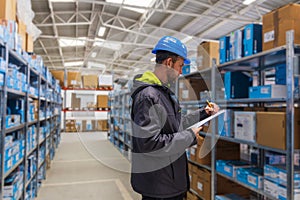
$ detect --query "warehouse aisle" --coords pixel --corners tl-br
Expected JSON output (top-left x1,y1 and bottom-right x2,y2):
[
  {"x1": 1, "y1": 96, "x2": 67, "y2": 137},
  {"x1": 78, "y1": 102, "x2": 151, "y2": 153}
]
[{"x1": 36, "y1": 132, "x2": 141, "y2": 200}]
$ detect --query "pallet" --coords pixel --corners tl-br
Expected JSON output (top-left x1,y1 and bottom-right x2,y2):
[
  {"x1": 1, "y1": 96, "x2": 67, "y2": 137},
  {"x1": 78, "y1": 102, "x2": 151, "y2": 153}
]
[
  {"x1": 98, "y1": 86, "x2": 113, "y2": 90},
  {"x1": 97, "y1": 107, "x2": 110, "y2": 111}
]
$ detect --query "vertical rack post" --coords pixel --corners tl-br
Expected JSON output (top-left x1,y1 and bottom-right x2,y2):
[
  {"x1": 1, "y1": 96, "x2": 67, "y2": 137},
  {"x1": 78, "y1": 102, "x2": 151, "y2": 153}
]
[
  {"x1": 211, "y1": 58, "x2": 217, "y2": 200},
  {"x1": 286, "y1": 30, "x2": 295, "y2": 200},
  {"x1": 0, "y1": 42, "x2": 9, "y2": 200}
]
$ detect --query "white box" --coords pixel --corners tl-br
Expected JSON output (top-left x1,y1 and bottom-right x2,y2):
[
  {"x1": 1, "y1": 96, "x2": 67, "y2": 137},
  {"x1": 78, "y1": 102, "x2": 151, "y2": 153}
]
[
  {"x1": 98, "y1": 75, "x2": 113, "y2": 86},
  {"x1": 264, "y1": 179, "x2": 278, "y2": 199},
  {"x1": 234, "y1": 111, "x2": 256, "y2": 142},
  {"x1": 278, "y1": 185, "x2": 300, "y2": 200}
]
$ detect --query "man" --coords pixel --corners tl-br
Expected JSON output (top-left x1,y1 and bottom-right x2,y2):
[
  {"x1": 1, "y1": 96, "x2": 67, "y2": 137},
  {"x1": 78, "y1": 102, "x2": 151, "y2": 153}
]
[{"x1": 130, "y1": 36, "x2": 218, "y2": 200}]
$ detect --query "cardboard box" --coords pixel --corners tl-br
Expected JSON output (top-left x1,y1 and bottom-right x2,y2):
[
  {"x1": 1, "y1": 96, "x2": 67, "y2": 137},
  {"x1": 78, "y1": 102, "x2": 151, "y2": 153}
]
[
  {"x1": 67, "y1": 71, "x2": 81, "y2": 88},
  {"x1": 71, "y1": 93, "x2": 81, "y2": 109},
  {"x1": 263, "y1": 4, "x2": 300, "y2": 51},
  {"x1": 196, "y1": 139, "x2": 240, "y2": 165},
  {"x1": 178, "y1": 78, "x2": 209, "y2": 101},
  {"x1": 97, "y1": 95, "x2": 108, "y2": 108},
  {"x1": 190, "y1": 145, "x2": 197, "y2": 161},
  {"x1": 256, "y1": 111, "x2": 300, "y2": 150},
  {"x1": 82, "y1": 75, "x2": 98, "y2": 88},
  {"x1": 97, "y1": 120, "x2": 108, "y2": 131},
  {"x1": 50, "y1": 70, "x2": 64, "y2": 87},
  {"x1": 195, "y1": 167, "x2": 211, "y2": 200},
  {"x1": 197, "y1": 41, "x2": 219, "y2": 70},
  {"x1": 26, "y1": 33, "x2": 33, "y2": 52},
  {"x1": 0, "y1": 0, "x2": 16, "y2": 20},
  {"x1": 186, "y1": 191, "x2": 198, "y2": 200},
  {"x1": 17, "y1": 19, "x2": 26, "y2": 50}
]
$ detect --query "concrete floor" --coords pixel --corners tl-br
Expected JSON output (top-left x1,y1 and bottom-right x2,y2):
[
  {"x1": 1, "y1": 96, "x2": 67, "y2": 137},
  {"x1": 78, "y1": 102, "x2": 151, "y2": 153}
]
[{"x1": 36, "y1": 132, "x2": 141, "y2": 200}]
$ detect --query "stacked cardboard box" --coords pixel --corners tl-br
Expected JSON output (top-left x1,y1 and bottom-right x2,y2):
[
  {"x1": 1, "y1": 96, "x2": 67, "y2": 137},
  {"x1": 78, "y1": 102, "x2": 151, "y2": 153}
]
[
  {"x1": 82, "y1": 75, "x2": 98, "y2": 88},
  {"x1": 50, "y1": 70, "x2": 64, "y2": 87},
  {"x1": 97, "y1": 120, "x2": 108, "y2": 131},
  {"x1": 66, "y1": 120, "x2": 77, "y2": 132},
  {"x1": 97, "y1": 95, "x2": 109, "y2": 109},
  {"x1": 263, "y1": 3, "x2": 300, "y2": 51},
  {"x1": 178, "y1": 78, "x2": 210, "y2": 101},
  {"x1": 71, "y1": 93, "x2": 81, "y2": 110},
  {"x1": 0, "y1": 0, "x2": 16, "y2": 20},
  {"x1": 67, "y1": 71, "x2": 81, "y2": 88},
  {"x1": 197, "y1": 41, "x2": 219, "y2": 70}
]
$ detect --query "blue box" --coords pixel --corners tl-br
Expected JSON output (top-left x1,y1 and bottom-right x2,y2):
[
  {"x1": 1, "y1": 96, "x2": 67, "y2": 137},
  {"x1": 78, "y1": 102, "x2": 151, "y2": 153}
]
[
  {"x1": 181, "y1": 65, "x2": 190, "y2": 75},
  {"x1": 243, "y1": 24, "x2": 262, "y2": 57},
  {"x1": 236, "y1": 167, "x2": 263, "y2": 189},
  {"x1": 225, "y1": 71, "x2": 252, "y2": 99},
  {"x1": 6, "y1": 76, "x2": 14, "y2": 89},
  {"x1": 0, "y1": 72, "x2": 4, "y2": 86},
  {"x1": 216, "y1": 160, "x2": 251, "y2": 178},
  {"x1": 6, "y1": 115, "x2": 11, "y2": 128},
  {"x1": 278, "y1": 184, "x2": 300, "y2": 200},
  {"x1": 0, "y1": 57, "x2": 6, "y2": 73},
  {"x1": 216, "y1": 194, "x2": 247, "y2": 200},
  {"x1": 229, "y1": 29, "x2": 244, "y2": 61},
  {"x1": 249, "y1": 85, "x2": 286, "y2": 99},
  {"x1": 218, "y1": 110, "x2": 234, "y2": 137},
  {"x1": 219, "y1": 36, "x2": 230, "y2": 64}
]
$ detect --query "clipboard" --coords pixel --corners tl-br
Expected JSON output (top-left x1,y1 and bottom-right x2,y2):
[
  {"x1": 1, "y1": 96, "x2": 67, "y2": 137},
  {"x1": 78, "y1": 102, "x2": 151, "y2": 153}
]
[{"x1": 188, "y1": 110, "x2": 226, "y2": 129}]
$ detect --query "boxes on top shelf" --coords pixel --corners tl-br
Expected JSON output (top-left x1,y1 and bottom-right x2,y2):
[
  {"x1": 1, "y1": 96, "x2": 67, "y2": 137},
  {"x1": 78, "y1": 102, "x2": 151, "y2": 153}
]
[
  {"x1": 50, "y1": 70, "x2": 64, "y2": 87},
  {"x1": 197, "y1": 41, "x2": 219, "y2": 70},
  {"x1": 229, "y1": 29, "x2": 244, "y2": 61},
  {"x1": 98, "y1": 74, "x2": 113, "y2": 87},
  {"x1": 67, "y1": 71, "x2": 81, "y2": 88},
  {"x1": 82, "y1": 74, "x2": 98, "y2": 88},
  {"x1": 263, "y1": 3, "x2": 300, "y2": 51},
  {"x1": 0, "y1": 0, "x2": 17, "y2": 21},
  {"x1": 219, "y1": 36, "x2": 230, "y2": 64},
  {"x1": 243, "y1": 24, "x2": 262, "y2": 57}
]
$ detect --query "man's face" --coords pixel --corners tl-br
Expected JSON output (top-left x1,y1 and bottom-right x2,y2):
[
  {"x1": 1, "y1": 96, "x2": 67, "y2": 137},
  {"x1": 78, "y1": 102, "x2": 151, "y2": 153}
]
[{"x1": 167, "y1": 57, "x2": 184, "y2": 82}]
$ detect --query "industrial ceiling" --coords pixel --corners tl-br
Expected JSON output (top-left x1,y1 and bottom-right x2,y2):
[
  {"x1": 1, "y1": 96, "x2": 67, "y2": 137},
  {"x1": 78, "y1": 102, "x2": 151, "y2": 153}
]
[{"x1": 31, "y1": 0, "x2": 300, "y2": 79}]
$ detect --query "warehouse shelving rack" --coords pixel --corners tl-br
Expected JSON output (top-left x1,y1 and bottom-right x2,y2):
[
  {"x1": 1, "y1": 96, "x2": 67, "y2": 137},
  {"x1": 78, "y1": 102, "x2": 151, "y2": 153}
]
[
  {"x1": 0, "y1": 40, "x2": 62, "y2": 200},
  {"x1": 178, "y1": 30, "x2": 299, "y2": 200},
  {"x1": 61, "y1": 72, "x2": 112, "y2": 132},
  {"x1": 108, "y1": 89, "x2": 132, "y2": 161}
]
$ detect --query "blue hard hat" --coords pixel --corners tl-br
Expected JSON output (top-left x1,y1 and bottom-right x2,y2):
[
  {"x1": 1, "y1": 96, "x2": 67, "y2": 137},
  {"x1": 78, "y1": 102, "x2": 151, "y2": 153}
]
[{"x1": 152, "y1": 36, "x2": 190, "y2": 63}]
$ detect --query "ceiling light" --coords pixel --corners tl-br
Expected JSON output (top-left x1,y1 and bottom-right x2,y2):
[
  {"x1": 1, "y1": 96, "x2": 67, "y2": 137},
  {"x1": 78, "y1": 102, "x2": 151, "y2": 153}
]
[
  {"x1": 91, "y1": 52, "x2": 97, "y2": 58},
  {"x1": 87, "y1": 62, "x2": 106, "y2": 69},
  {"x1": 59, "y1": 37, "x2": 86, "y2": 47},
  {"x1": 64, "y1": 61, "x2": 83, "y2": 67},
  {"x1": 242, "y1": 0, "x2": 257, "y2": 5},
  {"x1": 93, "y1": 38, "x2": 121, "y2": 51},
  {"x1": 98, "y1": 27, "x2": 106, "y2": 37},
  {"x1": 105, "y1": 0, "x2": 153, "y2": 13}
]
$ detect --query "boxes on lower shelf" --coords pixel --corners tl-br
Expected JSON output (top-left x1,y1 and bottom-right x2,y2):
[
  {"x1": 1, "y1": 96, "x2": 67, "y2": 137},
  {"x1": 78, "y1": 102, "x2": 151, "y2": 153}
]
[
  {"x1": 236, "y1": 167, "x2": 263, "y2": 189},
  {"x1": 215, "y1": 193, "x2": 247, "y2": 200},
  {"x1": 216, "y1": 160, "x2": 251, "y2": 178}
]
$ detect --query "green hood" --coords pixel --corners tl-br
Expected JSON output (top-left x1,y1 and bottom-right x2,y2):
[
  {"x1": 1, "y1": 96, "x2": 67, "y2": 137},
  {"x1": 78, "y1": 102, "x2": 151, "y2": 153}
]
[{"x1": 135, "y1": 71, "x2": 162, "y2": 86}]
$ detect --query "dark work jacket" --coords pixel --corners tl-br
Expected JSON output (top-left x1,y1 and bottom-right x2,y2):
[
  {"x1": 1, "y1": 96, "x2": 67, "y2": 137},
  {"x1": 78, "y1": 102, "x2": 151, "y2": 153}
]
[{"x1": 130, "y1": 73, "x2": 209, "y2": 198}]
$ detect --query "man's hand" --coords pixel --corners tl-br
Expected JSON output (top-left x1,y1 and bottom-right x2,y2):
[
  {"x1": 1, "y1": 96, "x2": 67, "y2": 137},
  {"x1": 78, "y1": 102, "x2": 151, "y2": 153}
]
[
  {"x1": 205, "y1": 102, "x2": 219, "y2": 115},
  {"x1": 191, "y1": 126, "x2": 204, "y2": 142}
]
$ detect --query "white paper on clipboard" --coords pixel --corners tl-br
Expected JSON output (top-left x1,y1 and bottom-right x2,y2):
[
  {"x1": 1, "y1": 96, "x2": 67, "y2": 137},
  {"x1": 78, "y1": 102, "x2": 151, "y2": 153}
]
[{"x1": 188, "y1": 110, "x2": 226, "y2": 129}]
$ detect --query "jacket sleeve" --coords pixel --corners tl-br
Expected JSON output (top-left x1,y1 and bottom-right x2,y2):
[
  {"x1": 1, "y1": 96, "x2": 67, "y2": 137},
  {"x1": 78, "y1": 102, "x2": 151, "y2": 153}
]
[
  {"x1": 131, "y1": 95, "x2": 196, "y2": 157},
  {"x1": 180, "y1": 108, "x2": 210, "y2": 130}
]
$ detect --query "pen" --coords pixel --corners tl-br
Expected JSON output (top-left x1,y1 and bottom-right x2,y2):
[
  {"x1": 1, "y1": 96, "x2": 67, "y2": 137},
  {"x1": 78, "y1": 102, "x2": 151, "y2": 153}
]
[{"x1": 206, "y1": 100, "x2": 213, "y2": 108}]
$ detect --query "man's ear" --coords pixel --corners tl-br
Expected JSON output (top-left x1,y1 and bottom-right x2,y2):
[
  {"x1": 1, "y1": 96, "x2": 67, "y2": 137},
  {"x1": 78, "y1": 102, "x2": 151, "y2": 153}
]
[{"x1": 166, "y1": 58, "x2": 173, "y2": 68}]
